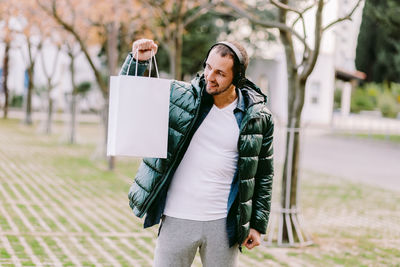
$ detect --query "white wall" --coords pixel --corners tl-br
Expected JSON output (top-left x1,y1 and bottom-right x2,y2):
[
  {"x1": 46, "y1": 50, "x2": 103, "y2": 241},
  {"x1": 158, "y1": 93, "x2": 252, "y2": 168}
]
[{"x1": 248, "y1": 52, "x2": 335, "y2": 126}]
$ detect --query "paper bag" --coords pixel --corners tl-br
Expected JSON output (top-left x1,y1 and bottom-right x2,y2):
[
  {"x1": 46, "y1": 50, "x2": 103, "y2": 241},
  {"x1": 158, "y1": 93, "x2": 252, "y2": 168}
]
[{"x1": 107, "y1": 75, "x2": 171, "y2": 158}]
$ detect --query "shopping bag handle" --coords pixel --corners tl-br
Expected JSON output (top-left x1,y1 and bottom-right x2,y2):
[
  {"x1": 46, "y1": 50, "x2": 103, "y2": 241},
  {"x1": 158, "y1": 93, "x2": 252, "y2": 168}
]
[{"x1": 126, "y1": 49, "x2": 160, "y2": 78}]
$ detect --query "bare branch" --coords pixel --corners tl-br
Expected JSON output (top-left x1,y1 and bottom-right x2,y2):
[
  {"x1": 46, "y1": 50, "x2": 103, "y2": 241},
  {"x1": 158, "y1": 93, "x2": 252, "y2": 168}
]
[
  {"x1": 40, "y1": 46, "x2": 50, "y2": 79},
  {"x1": 38, "y1": 0, "x2": 107, "y2": 95},
  {"x1": 223, "y1": 0, "x2": 311, "y2": 52},
  {"x1": 47, "y1": 43, "x2": 61, "y2": 79},
  {"x1": 139, "y1": 0, "x2": 170, "y2": 28},
  {"x1": 184, "y1": 2, "x2": 217, "y2": 27},
  {"x1": 301, "y1": 0, "x2": 324, "y2": 81},
  {"x1": 296, "y1": 15, "x2": 308, "y2": 69},
  {"x1": 291, "y1": 2, "x2": 316, "y2": 28},
  {"x1": 322, "y1": 0, "x2": 363, "y2": 31},
  {"x1": 270, "y1": 0, "x2": 301, "y2": 15}
]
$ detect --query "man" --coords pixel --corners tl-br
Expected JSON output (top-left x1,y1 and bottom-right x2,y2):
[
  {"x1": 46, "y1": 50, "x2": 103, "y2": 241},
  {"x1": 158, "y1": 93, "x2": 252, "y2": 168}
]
[{"x1": 121, "y1": 39, "x2": 273, "y2": 267}]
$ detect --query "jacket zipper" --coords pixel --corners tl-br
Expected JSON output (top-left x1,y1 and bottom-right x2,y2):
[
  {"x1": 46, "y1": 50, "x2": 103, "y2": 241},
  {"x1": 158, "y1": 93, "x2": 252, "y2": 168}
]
[{"x1": 138, "y1": 89, "x2": 203, "y2": 217}]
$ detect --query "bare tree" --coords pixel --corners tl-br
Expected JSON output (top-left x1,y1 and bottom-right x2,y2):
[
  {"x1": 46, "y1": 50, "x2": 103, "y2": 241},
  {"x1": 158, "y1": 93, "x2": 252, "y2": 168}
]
[
  {"x1": 1, "y1": 0, "x2": 16, "y2": 119},
  {"x1": 40, "y1": 41, "x2": 62, "y2": 134},
  {"x1": 12, "y1": 0, "x2": 46, "y2": 125},
  {"x1": 37, "y1": 0, "x2": 142, "y2": 169},
  {"x1": 223, "y1": 0, "x2": 363, "y2": 246},
  {"x1": 63, "y1": 41, "x2": 81, "y2": 144},
  {"x1": 140, "y1": 0, "x2": 217, "y2": 79},
  {"x1": 2, "y1": 33, "x2": 11, "y2": 119},
  {"x1": 19, "y1": 33, "x2": 43, "y2": 125}
]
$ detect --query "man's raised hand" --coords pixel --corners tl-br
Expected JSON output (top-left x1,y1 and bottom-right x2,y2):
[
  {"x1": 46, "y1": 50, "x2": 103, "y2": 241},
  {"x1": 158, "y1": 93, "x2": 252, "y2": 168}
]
[{"x1": 132, "y1": 39, "x2": 158, "y2": 61}]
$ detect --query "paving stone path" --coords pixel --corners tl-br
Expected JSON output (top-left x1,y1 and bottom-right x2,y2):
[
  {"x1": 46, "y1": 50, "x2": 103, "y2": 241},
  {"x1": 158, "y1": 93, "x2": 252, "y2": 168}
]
[
  {"x1": 3, "y1": 121, "x2": 399, "y2": 266},
  {"x1": 0, "y1": 123, "x2": 279, "y2": 266}
]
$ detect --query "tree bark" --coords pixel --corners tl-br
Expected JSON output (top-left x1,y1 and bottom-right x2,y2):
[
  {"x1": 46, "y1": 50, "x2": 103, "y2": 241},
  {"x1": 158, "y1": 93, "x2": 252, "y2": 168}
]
[
  {"x1": 278, "y1": 0, "x2": 307, "y2": 243},
  {"x1": 70, "y1": 94, "x2": 77, "y2": 144},
  {"x1": 41, "y1": 45, "x2": 61, "y2": 134},
  {"x1": 281, "y1": 79, "x2": 306, "y2": 242},
  {"x1": 68, "y1": 49, "x2": 78, "y2": 144},
  {"x1": 23, "y1": 40, "x2": 42, "y2": 125},
  {"x1": 25, "y1": 65, "x2": 34, "y2": 125},
  {"x1": 106, "y1": 22, "x2": 119, "y2": 170},
  {"x1": 174, "y1": 0, "x2": 185, "y2": 80},
  {"x1": 45, "y1": 90, "x2": 53, "y2": 134},
  {"x1": 174, "y1": 25, "x2": 184, "y2": 80},
  {"x1": 2, "y1": 39, "x2": 10, "y2": 119}
]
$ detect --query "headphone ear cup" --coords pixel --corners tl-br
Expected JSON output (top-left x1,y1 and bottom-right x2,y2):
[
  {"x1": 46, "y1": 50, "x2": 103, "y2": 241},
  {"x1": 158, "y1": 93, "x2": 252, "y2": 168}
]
[{"x1": 235, "y1": 66, "x2": 246, "y2": 88}]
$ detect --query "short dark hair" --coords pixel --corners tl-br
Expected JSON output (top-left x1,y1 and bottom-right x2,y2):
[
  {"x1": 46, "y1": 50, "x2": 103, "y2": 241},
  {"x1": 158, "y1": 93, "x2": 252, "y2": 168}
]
[{"x1": 210, "y1": 41, "x2": 249, "y2": 77}]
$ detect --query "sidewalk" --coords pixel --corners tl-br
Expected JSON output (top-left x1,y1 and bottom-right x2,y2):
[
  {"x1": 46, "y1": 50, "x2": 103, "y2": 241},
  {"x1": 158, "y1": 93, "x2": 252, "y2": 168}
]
[{"x1": 5, "y1": 108, "x2": 101, "y2": 124}]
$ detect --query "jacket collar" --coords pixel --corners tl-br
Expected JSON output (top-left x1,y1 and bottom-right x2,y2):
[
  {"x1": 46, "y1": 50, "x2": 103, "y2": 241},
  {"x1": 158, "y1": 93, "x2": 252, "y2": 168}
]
[
  {"x1": 235, "y1": 88, "x2": 245, "y2": 113},
  {"x1": 239, "y1": 78, "x2": 267, "y2": 109}
]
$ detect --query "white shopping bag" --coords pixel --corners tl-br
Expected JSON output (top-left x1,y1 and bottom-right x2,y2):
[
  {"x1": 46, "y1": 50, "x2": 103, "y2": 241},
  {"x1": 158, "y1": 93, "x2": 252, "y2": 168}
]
[{"x1": 107, "y1": 52, "x2": 171, "y2": 158}]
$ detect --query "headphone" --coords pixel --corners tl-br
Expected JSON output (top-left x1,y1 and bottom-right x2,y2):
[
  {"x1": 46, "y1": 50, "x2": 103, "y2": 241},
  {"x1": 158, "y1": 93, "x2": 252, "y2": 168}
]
[{"x1": 203, "y1": 41, "x2": 247, "y2": 87}]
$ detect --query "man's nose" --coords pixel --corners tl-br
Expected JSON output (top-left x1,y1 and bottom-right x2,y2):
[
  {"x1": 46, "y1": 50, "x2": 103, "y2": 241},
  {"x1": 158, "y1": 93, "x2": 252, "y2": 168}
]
[{"x1": 207, "y1": 70, "x2": 216, "y2": 81}]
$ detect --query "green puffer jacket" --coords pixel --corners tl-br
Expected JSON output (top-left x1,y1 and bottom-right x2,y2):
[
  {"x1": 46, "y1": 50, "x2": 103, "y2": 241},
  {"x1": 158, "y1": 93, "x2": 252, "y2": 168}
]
[{"x1": 123, "y1": 55, "x2": 274, "y2": 245}]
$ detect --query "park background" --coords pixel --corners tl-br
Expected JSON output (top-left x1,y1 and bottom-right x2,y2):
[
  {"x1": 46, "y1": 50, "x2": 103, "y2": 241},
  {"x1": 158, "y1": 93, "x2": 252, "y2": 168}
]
[{"x1": 0, "y1": 0, "x2": 400, "y2": 266}]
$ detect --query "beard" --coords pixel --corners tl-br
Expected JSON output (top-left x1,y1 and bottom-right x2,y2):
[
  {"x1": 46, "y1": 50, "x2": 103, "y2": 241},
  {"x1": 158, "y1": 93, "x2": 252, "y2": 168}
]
[{"x1": 206, "y1": 82, "x2": 232, "y2": 96}]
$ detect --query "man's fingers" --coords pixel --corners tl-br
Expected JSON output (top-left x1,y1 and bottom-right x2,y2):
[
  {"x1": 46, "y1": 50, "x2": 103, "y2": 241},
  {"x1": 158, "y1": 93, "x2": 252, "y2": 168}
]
[
  {"x1": 242, "y1": 236, "x2": 250, "y2": 246},
  {"x1": 132, "y1": 39, "x2": 156, "y2": 52},
  {"x1": 245, "y1": 239, "x2": 260, "y2": 250},
  {"x1": 242, "y1": 230, "x2": 261, "y2": 250},
  {"x1": 131, "y1": 39, "x2": 158, "y2": 61}
]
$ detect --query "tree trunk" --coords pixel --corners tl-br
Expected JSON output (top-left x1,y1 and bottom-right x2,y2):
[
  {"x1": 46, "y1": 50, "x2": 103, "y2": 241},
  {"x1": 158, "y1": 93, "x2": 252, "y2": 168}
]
[
  {"x1": 168, "y1": 42, "x2": 177, "y2": 79},
  {"x1": 280, "y1": 77, "x2": 308, "y2": 244},
  {"x1": 175, "y1": 30, "x2": 183, "y2": 80},
  {"x1": 45, "y1": 92, "x2": 53, "y2": 134},
  {"x1": 24, "y1": 66, "x2": 34, "y2": 125},
  {"x1": 106, "y1": 22, "x2": 119, "y2": 170},
  {"x1": 68, "y1": 50, "x2": 77, "y2": 144},
  {"x1": 70, "y1": 93, "x2": 77, "y2": 144},
  {"x1": 174, "y1": 3, "x2": 184, "y2": 80},
  {"x1": 102, "y1": 99, "x2": 114, "y2": 170},
  {"x1": 277, "y1": 1, "x2": 311, "y2": 245},
  {"x1": 2, "y1": 39, "x2": 10, "y2": 119},
  {"x1": 107, "y1": 22, "x2": 119, "y2": 77}
]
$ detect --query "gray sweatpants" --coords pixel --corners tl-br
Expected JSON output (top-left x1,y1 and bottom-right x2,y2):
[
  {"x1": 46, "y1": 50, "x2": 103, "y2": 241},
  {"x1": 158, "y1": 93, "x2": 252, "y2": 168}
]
[{"x1": 153, "y1": 216, "x2": 239, "y2": 267}]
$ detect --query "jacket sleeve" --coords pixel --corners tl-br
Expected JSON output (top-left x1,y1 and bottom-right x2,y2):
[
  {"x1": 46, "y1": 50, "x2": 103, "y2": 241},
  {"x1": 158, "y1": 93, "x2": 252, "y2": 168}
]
[
  {"x1": 119, "y1": 53, "x2": 149, "y2": 76},
  {"x1": 250, "y1": 114, "x2": 274, "y2": 234}
]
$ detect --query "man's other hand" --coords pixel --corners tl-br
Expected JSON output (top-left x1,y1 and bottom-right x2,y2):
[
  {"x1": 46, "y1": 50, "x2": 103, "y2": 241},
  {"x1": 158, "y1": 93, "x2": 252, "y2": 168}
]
[
  {"x1": 242, "y1": 228, "x2": 261, "y2": 250},
  {"x1": 132, "y1": 39, "x2": 158, "y2": 61}
]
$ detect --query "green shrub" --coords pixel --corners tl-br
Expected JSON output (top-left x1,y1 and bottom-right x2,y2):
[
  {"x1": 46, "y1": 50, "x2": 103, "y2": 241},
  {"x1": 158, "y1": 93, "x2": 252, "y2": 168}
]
[
  {"x1": 391, "y1": 83, "x2": 400, "y2": 104},
  {"x1": 364, "y1": 83, "x2": 381, "y2": 106},
  {"x1": 76, "y1": 81, "x2": 92, "y2": 95},
  {"x1": 378, "y1": 90, "x2": 399, "y2": 118},
  {"x1": 334, "y1": 88, "x2": 342, "y2": 110},
  {"x1": 10, "y1": 95, "x2": 23, "y2": 108},
  {"x1": 351, "y1": 88, "x2": 375, "y2": 113}
]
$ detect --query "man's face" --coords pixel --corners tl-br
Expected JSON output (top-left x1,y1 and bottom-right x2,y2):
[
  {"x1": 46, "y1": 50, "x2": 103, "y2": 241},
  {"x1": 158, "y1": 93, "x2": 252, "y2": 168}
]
[{"x1": 204, "y1": 49, "x2": 235, "y2": 95}]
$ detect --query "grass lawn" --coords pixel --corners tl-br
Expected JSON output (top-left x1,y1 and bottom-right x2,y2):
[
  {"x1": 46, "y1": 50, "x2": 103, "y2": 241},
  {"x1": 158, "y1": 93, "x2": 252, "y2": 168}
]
[
  {"x1": 0, "y1": 118, "x2": 399, "y2": 266},
  {"x1": 340, "y1": 132, "x2": 400, "y2": 143}
]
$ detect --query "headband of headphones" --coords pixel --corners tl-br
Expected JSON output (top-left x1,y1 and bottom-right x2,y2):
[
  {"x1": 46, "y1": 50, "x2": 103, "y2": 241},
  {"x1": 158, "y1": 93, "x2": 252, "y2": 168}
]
[{"x1": 212, "y1": 41, "x2": 244, "y2": 65}]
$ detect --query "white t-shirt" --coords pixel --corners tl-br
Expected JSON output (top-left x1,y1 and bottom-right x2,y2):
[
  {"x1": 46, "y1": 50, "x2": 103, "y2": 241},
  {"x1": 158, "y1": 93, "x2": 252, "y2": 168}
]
[{"x1": 163, "y1": 98, "x2": 240, "y2": 221}]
